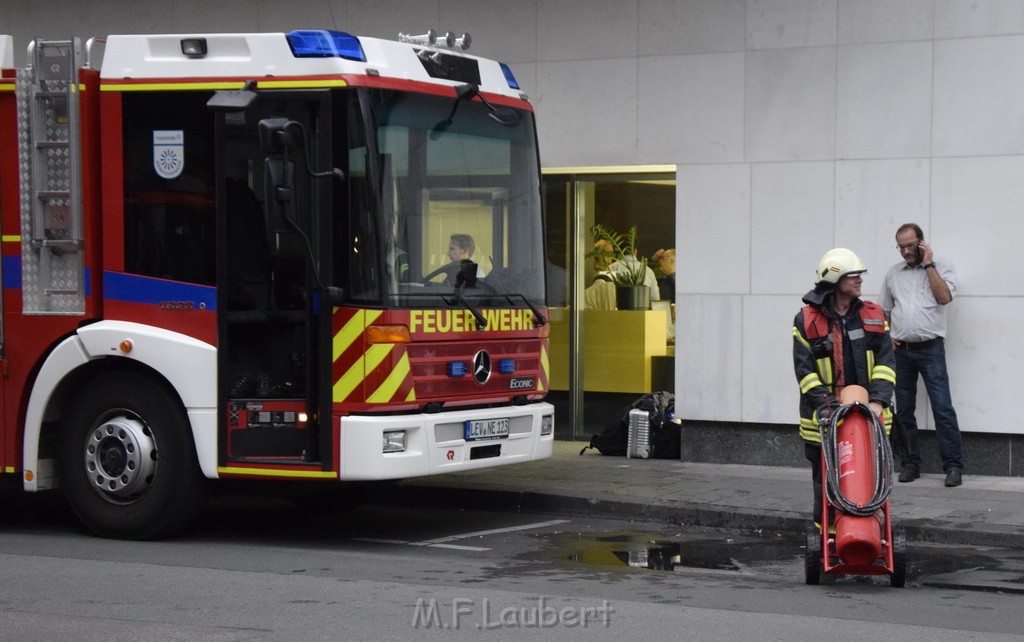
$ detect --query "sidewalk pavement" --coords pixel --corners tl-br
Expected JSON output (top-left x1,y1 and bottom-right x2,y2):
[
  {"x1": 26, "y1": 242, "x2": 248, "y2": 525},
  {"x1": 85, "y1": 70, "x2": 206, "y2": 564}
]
[{"x1": 398, "y1": 440, "x2": 1024, "y2": 549}]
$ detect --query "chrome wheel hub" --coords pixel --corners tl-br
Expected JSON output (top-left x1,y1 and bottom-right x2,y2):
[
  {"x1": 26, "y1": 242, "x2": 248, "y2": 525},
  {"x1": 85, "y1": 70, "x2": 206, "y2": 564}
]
[{"x1": 83, "y1": 416, "x2": 157, "y2": 501}]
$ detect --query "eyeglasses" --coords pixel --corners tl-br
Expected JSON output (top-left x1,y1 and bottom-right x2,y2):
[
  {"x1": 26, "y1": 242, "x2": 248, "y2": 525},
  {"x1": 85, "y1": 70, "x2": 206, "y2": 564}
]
[{"x1": 896, "y1": 240, "x2": 919, "y2": 251}]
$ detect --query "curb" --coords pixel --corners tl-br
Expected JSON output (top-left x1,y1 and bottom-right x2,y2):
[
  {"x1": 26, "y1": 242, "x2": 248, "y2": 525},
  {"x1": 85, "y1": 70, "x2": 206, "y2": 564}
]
[{"x1": 389, "y1": 484, "x2": 1024, "y2": 550}]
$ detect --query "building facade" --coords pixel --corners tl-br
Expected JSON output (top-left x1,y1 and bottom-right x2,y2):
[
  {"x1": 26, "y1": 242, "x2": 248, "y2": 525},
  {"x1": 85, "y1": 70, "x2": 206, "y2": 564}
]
[{"x1": 4, "y1": 0, "x2": 1023, "y2": 471}]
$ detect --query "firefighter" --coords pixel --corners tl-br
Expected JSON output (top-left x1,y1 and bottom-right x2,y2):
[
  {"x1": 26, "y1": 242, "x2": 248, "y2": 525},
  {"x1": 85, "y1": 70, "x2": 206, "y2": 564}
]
[{"x1": 792, "y1": 248, "x2": 896, "y2": 529}]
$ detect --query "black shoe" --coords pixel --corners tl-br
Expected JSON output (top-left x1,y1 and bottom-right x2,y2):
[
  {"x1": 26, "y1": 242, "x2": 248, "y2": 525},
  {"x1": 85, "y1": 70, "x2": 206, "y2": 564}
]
[
  {"x1": 944, "y1": 469, "x2": 962, "y2": 487},
  {"x1": 898, "y1": 464, "x2": 920, "y2": 483}
]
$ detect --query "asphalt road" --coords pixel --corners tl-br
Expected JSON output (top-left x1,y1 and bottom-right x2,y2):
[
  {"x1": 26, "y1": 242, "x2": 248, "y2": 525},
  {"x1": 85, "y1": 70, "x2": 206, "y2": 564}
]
[{"x1": 1, "y1": 484, "x2": 1023, "y2": 640}]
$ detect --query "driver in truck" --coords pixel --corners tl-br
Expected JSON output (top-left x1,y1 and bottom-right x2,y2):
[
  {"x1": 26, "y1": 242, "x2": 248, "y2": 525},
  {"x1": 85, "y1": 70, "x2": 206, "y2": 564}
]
[{"x1": 448, "y1": 233, "x2": 486, "y2": 278}]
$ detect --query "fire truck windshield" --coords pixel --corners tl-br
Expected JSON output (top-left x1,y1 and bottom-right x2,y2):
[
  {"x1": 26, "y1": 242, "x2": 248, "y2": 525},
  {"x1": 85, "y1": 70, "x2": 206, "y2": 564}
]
[{"x1": 337, "y1": 88, "x2": 546, "y2": 311}]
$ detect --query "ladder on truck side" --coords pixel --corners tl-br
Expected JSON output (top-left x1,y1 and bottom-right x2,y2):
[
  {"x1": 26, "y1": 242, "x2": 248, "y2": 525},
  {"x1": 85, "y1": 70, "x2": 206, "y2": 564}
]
[{"x1": 16, "y1": 38, "x2": 84, "y2": 315}]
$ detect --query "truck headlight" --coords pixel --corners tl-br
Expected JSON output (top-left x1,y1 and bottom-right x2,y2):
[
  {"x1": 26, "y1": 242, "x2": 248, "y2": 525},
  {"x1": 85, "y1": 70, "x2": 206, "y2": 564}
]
[
  {"x1": 541, "y1": 414, "x2": 554, "y2": 436},
  {"x1": 383, "y1": 430, "x2": 406, "y2": 453}
]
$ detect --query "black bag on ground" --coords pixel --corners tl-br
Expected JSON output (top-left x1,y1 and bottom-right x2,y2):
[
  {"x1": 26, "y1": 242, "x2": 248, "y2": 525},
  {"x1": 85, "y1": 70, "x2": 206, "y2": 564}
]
[{"x1": 580, "y1": 391, "x2": 679, "y2": 458}]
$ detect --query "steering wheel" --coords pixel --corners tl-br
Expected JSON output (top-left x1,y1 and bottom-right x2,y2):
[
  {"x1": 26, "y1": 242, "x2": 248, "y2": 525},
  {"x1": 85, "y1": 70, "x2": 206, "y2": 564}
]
[
  {"x1": 421, "y1": 261, "x2": 498, "y2": 294},
  {"x1": 421, "y1": 261, "x2": 462, "y2": 285}
]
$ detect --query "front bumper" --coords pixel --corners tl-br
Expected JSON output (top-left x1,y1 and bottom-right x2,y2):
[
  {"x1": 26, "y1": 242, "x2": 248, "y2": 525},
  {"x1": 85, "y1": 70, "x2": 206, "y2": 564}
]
[{"x1": 337, "y1": 402, "x2": 554, "y2": 480}]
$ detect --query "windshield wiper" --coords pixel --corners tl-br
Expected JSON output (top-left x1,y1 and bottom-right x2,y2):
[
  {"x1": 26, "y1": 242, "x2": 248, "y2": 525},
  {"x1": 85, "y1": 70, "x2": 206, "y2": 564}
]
[
  {"x1": 503, "y1": 293, "x2": 547, "y2": 327},
  {"x1": 390, "y1": 291, "x2": 542, "y2": 330},
  {"x1": 431, "y1": 83, "x2": 522, "y2": 139},
  {"x1": 445, "y1": 290, "x2": 488, "y2": 330}
]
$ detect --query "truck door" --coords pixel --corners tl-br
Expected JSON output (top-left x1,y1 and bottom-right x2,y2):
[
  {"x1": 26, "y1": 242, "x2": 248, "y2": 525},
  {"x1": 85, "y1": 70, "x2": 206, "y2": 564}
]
[{"x1": 212, "y1": 90, "x2": 336, "y2": 469}]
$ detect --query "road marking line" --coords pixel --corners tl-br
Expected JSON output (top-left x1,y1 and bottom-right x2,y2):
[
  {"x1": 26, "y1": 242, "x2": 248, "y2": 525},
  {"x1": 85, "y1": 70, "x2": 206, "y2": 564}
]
[
  {"x1": 352, "y1": 537, "x2": 410, "y2": 545},
  {"x1": 352, "y1": 519, "x2": 570, "y2": 552},
  {"x1": 352, "y1": 536, "x2": 487, "y2": 552},
  {"x1": 415, "y1": 519, "x2": 570, "y2": 545},
  {"x1": 425, "y1": 543, "x2": 491, "y2": 551}
]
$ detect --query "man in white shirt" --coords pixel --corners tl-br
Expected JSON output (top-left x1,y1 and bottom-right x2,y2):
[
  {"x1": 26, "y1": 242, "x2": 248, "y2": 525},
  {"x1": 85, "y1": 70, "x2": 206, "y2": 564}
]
[{"x1": 879, "y1": 223, "x2": 964, "y2": 488}]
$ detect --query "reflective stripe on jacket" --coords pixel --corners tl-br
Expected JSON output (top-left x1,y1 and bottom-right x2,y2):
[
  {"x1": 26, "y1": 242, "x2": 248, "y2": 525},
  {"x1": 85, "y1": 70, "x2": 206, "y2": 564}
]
[{"x1": 792, "y1": 300, "x2": 895, "y2": 443}]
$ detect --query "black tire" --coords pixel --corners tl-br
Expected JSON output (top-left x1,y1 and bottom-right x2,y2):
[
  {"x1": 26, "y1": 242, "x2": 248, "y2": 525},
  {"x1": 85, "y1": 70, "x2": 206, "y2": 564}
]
[
  {"x1": 890, "y1": 527, "x2": 908, "y2": 588},
  {"x1": 805, "y1": 529, "x2": 822, "y2": 585},
  {"x1": 60, "y1": 371, "x2": 207, "y2": 539}
]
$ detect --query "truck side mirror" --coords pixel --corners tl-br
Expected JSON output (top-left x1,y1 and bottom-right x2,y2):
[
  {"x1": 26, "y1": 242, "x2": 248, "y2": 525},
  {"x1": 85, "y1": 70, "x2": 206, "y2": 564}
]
[
  {"x1": 258, "y1": 117, "x2": 296, "y2": 154},
  {"x1": 263, "y1": 158, "x2": 295, "y2": 233}
]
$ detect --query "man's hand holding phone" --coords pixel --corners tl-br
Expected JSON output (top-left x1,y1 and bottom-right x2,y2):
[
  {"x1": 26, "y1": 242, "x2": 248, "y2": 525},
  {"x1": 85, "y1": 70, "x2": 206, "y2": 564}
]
[{"x1": 918, "y1": 240, "x2": 933, "y2": 266}]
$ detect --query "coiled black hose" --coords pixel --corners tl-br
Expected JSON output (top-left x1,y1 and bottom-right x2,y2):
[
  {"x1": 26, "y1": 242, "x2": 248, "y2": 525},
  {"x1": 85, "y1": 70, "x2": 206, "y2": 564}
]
[{"x1": 820, "y1": 401, "x2": 893, "y2": 517}]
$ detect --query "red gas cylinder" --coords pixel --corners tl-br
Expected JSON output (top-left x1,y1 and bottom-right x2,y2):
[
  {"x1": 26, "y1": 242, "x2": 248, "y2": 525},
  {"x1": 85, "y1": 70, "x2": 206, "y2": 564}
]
[{"x1": 834, "y1": 386, "x2": 882, "y2": 566}]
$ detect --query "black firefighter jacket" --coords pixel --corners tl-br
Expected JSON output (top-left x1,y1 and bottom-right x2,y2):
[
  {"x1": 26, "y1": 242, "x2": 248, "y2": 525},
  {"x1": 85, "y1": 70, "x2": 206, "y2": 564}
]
[{"x1": 792, "y1": 286, "x2": 896, "y2": 444}]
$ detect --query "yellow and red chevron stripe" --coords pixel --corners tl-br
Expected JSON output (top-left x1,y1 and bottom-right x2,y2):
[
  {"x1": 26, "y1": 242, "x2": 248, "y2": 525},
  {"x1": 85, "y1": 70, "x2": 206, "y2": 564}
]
[
  {"x1": 539, "y1": 342, "x2": 550, "y2": 392},
  {"x1": 332, "y1": 307, "x2": 415, "y2": 404}
]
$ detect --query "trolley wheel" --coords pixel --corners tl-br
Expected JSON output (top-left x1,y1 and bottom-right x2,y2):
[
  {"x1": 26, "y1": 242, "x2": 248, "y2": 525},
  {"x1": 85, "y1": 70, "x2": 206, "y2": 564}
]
[
  {"x1": 890, "y1": 527, "x2": 908, "y2": 588},
  {"x1": 60, "y1": 371, "x2": 207, "y2": 539},
  {"x1": 805, "y1": 529, "x2": 822, "y2": 585}
]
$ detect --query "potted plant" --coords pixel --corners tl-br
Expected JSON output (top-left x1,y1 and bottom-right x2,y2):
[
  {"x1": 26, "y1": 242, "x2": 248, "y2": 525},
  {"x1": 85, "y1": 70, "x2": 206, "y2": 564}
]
[{"x1": 587, "y1": 223, "x2": 650, "y2": 310}]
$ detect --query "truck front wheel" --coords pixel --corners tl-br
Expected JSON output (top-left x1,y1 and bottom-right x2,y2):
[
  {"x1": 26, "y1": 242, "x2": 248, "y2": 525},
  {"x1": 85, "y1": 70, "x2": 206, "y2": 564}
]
[{"x1": 60, "y1": 372, "x2": 207, "y2": 539}]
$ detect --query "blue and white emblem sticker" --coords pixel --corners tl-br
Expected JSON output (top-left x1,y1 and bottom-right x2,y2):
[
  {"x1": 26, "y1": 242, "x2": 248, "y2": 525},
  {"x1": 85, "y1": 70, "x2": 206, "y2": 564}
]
[{"x1": 153, "y1": 130, "x2": 184, "y2": 179}]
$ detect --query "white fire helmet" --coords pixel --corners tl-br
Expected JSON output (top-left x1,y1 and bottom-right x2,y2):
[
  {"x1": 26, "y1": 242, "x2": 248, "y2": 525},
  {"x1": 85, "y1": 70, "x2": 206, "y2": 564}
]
[{"x1": 816, "y1": 248, "x2": 866, "y2": 285}]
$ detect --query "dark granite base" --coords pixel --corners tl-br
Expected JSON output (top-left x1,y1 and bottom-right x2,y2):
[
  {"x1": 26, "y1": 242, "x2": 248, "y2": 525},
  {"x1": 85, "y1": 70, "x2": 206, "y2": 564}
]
[
  {"x1": 677, "y1": 420, "x2": 1024, "y2": 477},
  {"x1": 547, "y1": 392, "x2": 1024, "y2": 477}
]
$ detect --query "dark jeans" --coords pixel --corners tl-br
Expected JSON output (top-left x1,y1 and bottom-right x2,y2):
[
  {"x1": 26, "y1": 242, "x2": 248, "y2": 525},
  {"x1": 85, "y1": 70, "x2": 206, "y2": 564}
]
[{"x1": 895, "y1": 342, "x2": 964, "y2": 472}]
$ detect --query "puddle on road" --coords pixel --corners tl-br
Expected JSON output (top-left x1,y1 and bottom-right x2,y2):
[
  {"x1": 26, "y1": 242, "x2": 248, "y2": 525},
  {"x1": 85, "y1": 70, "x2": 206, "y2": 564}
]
[
  {"x1": 552, "y1": 530, "x2": 1024, "y2": 592},
  {"x1": 909, "y1": 544, "x2": 1024, "y2": 594},
  {"x1": 556, "y1": 531, "x2": 799, "y2": 573}
]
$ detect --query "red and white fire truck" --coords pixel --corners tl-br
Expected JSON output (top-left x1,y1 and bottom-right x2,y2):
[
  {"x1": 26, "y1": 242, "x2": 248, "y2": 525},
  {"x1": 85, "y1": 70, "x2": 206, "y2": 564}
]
[{"x1": 0, "y1": 29, "x2": 553, "y2": 539}]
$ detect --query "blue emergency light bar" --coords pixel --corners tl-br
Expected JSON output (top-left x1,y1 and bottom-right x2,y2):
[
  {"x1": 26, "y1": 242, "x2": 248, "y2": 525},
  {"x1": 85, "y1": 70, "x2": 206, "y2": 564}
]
[
  {"x1": 499, "y1": 63, "x2": 521, "y2": 90},
  {"x1": 286, "y1": 30, "x2": 367, "y2": 62}
]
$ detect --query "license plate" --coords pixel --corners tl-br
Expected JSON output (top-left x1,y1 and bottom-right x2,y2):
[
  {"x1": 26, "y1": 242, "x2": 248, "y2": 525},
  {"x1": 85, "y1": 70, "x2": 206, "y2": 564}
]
[{"x1": 465, "y1": 418, "x2": 510, "y2": 441}]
